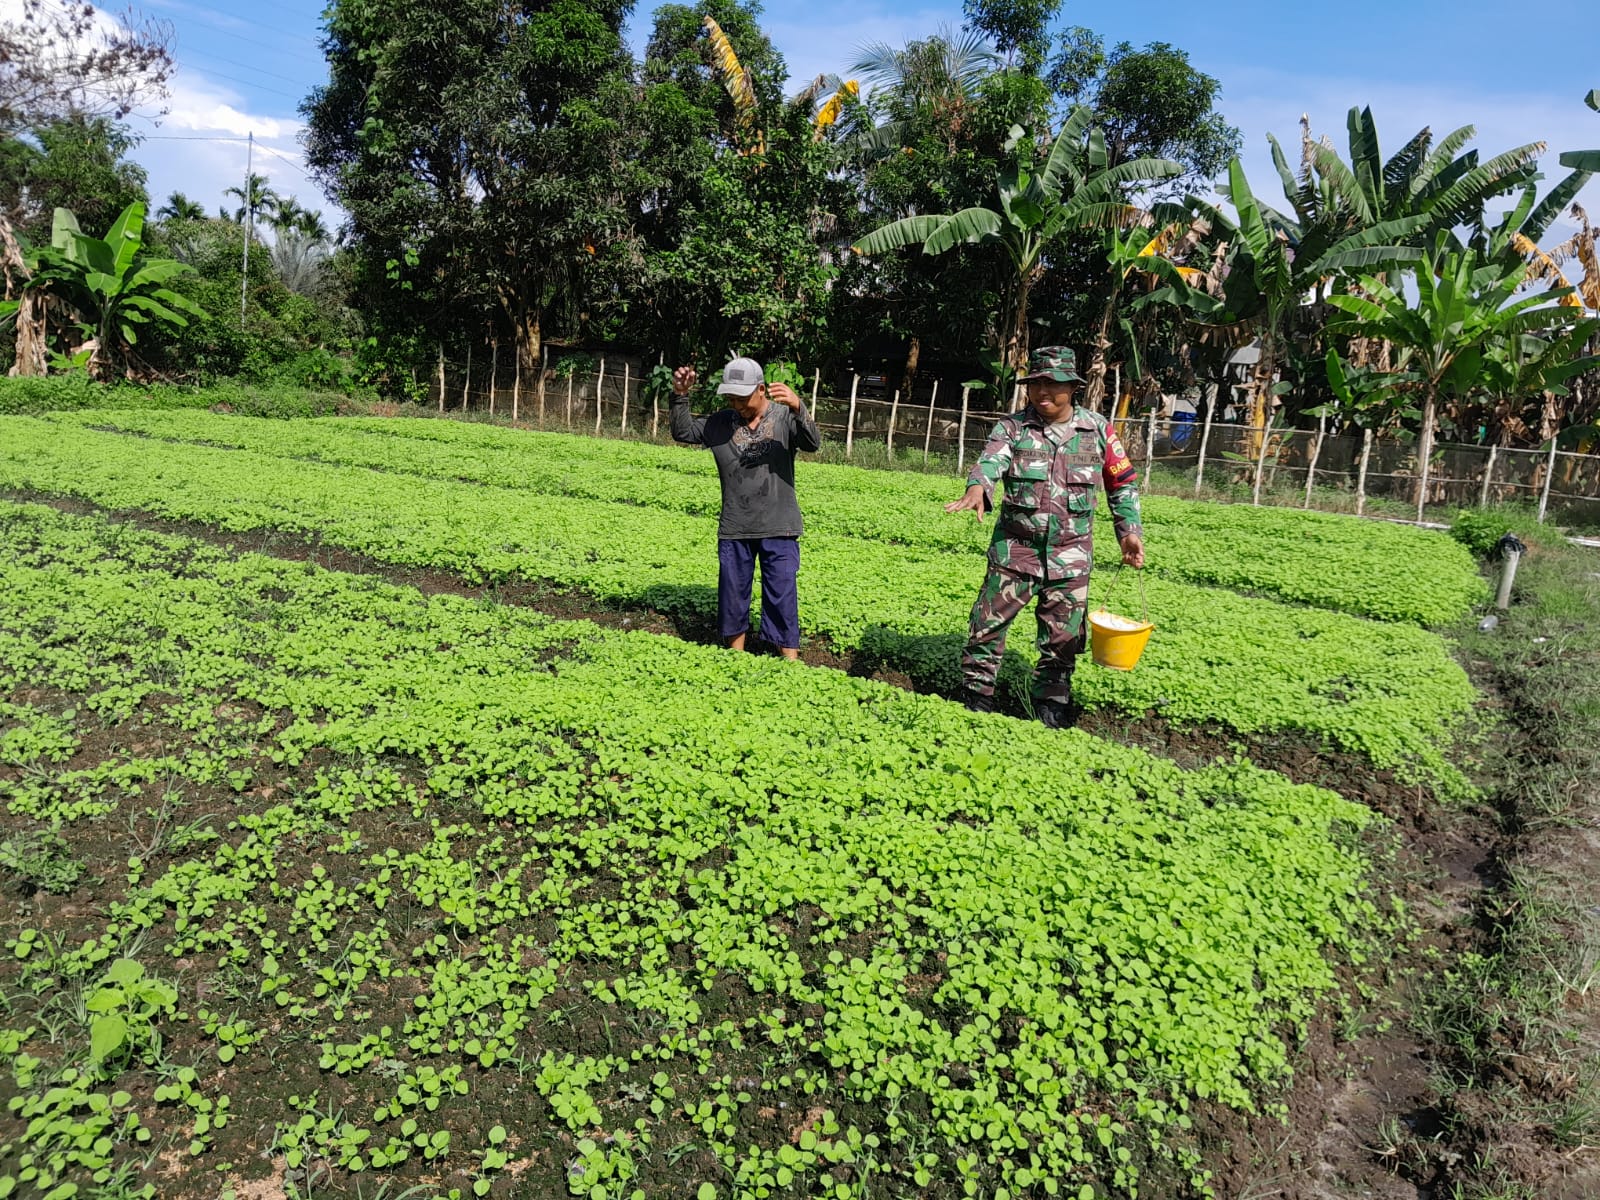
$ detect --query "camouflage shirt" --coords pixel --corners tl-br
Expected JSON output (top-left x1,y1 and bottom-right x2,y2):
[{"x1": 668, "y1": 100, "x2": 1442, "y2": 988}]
[{"x1": 967, "y1": 405, "x2": 1142, "y2": 580}]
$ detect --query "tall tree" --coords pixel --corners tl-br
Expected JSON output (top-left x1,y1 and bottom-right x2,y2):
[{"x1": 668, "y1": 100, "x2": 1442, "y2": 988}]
[
  {"x1": 961, "y1": 0, "x2": 1061, "y2": 72},
  {"x1": 304, "y1": 0, "x2": 639, "y2": 374},
  {"x1": 223, "y1": 173, "x2": 278, "y2": 226},
  {"x1": 1047, "y1": 34, "x2": 1240, "y2": 188}
]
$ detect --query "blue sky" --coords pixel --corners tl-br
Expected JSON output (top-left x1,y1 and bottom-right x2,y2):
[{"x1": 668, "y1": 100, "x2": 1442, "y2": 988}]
[{"x1": 75, "y1": 0, "x2": 1600, "y2": 243}]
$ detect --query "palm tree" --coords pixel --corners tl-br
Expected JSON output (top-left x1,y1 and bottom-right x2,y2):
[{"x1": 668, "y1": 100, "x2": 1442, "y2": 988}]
[
  {"x1": 1326, "y1": 234, "x2": 1595, "y2": 516},
  {"x1": 853, "y1": 107, "x2": 1183, "y2": 383},
  {"x1": 851, "y1": 26, "x2": 998, "y2": 156},
  {"x1": 268, "y1": 195, "x2": 310, "y2": 235},
  {"x1": 269, "y1": 230, "x2": 330, "y2": 297},
  {"x1": 294, "y1": 209, "x2": 330, "y2": 244},
  {"x1": 223, "y1": 173, "x2": 278, "y2": 226},
  {"x1": 155, "y1": 191, "x2": 206, "y2": 222}
]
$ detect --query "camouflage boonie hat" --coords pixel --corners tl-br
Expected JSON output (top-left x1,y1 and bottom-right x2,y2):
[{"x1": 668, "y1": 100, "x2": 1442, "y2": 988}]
[{"x1": 1021, "y1": 345, "x2": 1084, "y2": 384}]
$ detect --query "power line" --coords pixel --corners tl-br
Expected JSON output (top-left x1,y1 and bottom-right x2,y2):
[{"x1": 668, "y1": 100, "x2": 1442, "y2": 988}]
[
  {"x1": 157, "y1": 0, "x2": 320, "y2": 51},
  {"x1": 255, "y1": 142, "x2": 313, "y2": 179},
  {"x1": 174, "y1": 61, "x2": 304, "y2": 102},
  {"x1": 183, "y1": 48, "x2": 318, "y2": 88}
]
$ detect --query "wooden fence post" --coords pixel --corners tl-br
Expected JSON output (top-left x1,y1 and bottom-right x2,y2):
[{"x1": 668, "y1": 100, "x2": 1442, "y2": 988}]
[
  {"x1": 1193, "y1": 391, "x2": 1216, "y2": 497},
  {"x1": 652, "y1": 351, "x2": 664, "y2": 439},
  {"x1": 1303, "y1": 415, "x2": 1325, "y2": 508},
  {"x1": 436, "y1": 342, "x2": 444, "y2": 413},
  {"x1": 811, "y1": 368, "x2": 820, "y2": 407},
  {"x1": 1252, "y1": 413, "x2": 1275, "y2": 506},
  {"x1": 886, "y1": 389, "x2": 900, "y2": 457},
  {"x1": 957, "y1": 386, "x2": 970, "y2": 473},
  {"x1": 620, "y1": 362, "x2": 631, "y2": 433},
  {"x1": 845, "y1": 374, "x2": 859, "y2": 458},
  {"x1": 536, "y1": 346, "x2": 547, "y2": 425},
  {"x1": 1355, "y1": 426, "x2": 1373, "y2": 516},
  {"x1": 1479, "y1": 443, "x2": 1498, "y2": 508},
  {"x1": 566, "y1": 370, "x2": 574, "y2": 428},
  {"x1": 489, "y1": 341, "x2": 498, "y2": 416},
  {"x1": 512, "y1": 353, "x2": 520, "y2": 423},
  {"x1": 594, "y1": 358, "x2": 606, "y2": 435},
  {"x1": 1538, "y1": 437, "x2": 1559, "y2": 523},
  {"x1": 461, "y1": 343, "x2": 471, "y2": 411},
  {"x1": 1144, "y1": 406, "x2": 1157, "y2": 478},
  {"x1": 922, "y1": 380, "x2": 940, "y2": 464}
]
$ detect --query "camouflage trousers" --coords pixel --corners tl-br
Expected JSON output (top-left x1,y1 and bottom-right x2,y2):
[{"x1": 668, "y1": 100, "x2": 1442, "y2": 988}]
[{"x1": 959, "y1": 566, "x2": 1090, "y2": 704}]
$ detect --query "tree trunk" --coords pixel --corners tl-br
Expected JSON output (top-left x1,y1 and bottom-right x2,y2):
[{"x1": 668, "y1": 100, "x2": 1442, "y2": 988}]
[
  {"x1": 1414, "y1": 388, "x2": 1437, "y2": 516},
  {"x1": 900, "y1": 336, "x2": 920, "y2": 404},
  {"x1": 1083, "y1": 286, "x2": 1119, "y2": 412},
  {"x1": 512, "y1": 305, "x2": 542, "y2": 378},
  {"x1": 1248, "y1": 331, "x2": 1277, "y2": 459},
  {"x1": 1, "y1": 211, "x2": 47, "y2": 377}
]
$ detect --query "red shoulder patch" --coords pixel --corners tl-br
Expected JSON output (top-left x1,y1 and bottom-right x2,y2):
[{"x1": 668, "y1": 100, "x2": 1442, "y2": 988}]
[{"x1": 1103, "y1": 430, "x2": 1137, "y2": 487}]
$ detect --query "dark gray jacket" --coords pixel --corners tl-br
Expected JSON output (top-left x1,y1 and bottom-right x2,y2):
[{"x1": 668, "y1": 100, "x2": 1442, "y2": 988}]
[{"x1": 670, "y1": 396, "x2": 823, "y2": 539}]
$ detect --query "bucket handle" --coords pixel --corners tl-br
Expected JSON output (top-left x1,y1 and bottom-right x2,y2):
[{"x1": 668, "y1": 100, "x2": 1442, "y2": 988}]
[{"x1": 1099, "y1": 562, "x2": 1149, "y2": 624}]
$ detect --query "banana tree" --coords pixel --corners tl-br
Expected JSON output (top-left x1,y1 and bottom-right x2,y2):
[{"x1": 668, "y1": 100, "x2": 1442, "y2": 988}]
[
  {"x1": 1326, "y1": 233, "x2": 1592, "y2": 517},
  {"x1": 20, "y1": 201, "x2": 207, "y2": 381},
  {"x1": 1151, "y1": 158, "x2": 1428, "y2": 448},
  {"x1": 1558, "y1": 89, "x2": 1600, "y2": 172},
  {"x1": 852, "y1": 106, "x2": 1183, "y2": 387},
  {"x1": 1082, "y1": 212, "x2": 1207, "y2": 410},
  {"x1": 1299, "y1": 106, "x2": 1544, "y2": 246}
]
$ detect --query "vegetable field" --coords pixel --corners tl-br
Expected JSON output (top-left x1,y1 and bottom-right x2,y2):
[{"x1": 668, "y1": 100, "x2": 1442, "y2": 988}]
[{"x1": 0, "y1": 411, "x2": 1486, "y2": 1200}]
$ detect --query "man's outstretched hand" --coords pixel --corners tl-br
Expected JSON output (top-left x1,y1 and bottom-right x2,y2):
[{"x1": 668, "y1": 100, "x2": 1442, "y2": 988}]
[
  {"x1": 1120, "y1": 532, "x2": 1145, "y2": 568},
  {"x1": 672, "y1": 365, "x2": 697, "y2": 396},
  {"x1": 944, "y1": 483, "x2": 988, "y2": 522},
  {"x1": 767, "y1": 382, "x2": 802, "y2": 410}
]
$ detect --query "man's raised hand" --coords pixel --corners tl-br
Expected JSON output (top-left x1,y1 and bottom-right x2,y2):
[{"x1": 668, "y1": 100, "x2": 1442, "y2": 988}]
[
  {"x1": 766, "y1": 382, "x2": 802, "y2": 410},
  {"x1": 944, "y1": 483, "x2": 988, "y2": 522},
  {"x1": 672, "y1": 365, "x2": 697, "y2": 396}
]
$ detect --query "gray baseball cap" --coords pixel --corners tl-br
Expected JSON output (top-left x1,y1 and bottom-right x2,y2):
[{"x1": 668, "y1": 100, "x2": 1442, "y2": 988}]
[{"x1": 717, "y1": 357, "x2": 764, "y2": 397}]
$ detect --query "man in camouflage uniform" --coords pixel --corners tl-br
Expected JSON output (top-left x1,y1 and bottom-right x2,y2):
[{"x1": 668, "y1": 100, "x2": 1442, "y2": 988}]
[{"x1": 945, "y1": 346, "x2": 1145, "y2": 726}]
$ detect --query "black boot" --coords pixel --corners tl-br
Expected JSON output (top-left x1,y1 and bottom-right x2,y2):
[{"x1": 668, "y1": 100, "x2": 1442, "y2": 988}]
[
  {"x1": 1035, "y1": 699, "x2": 1072, "y2": 729},
  {"x1": 960, "y1": 689, "x2": 996, "y2": 714}
]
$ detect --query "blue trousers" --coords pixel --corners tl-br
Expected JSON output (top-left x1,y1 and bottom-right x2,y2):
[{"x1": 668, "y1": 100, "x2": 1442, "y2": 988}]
[{"x1": 717, "y1": 537, "x2": 801, "y2": 648}]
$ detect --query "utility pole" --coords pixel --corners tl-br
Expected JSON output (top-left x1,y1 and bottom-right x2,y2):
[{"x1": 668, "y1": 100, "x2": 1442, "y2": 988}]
[{"x1": 240, "y1": 132, "x2": 254, "y2": 321}]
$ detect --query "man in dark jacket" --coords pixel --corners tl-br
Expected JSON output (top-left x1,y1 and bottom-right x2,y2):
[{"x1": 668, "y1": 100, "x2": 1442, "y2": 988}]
[{"x1": 670, "y1": 357, "x2": 823, "y2": 660}]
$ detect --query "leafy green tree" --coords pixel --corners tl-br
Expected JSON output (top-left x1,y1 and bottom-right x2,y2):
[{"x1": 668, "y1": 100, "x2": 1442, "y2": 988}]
[
  {"x1": 10, "y1": 201, "x2": 206, "y2": 380},
  {"x1": 1047, "y1": 35, "x2": 1240, "y2": 187},
  {"x1": 961, "y1": 0, "x2": 1061, "y2": 72},
  {"x1": 304, "y1": 0, "x2": 639, "y2": 376},
  {"x1": 854, "y1": 107, "x2": 1182, "y2": 380},
  {"x1": 1326, "y1": 234, "x2": 1596, "y2": 515},
  {"x1": 145, "y1": 215, "x2": 353, "y2": 382},
  {"x1": 0, "y1": 115, "x2": 148, "y2": 244}
]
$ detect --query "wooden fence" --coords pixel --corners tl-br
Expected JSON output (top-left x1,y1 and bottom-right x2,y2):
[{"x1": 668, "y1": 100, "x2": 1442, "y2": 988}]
[{"x1": 424, "y1": 351, "x2": 1600, "y2": 525}]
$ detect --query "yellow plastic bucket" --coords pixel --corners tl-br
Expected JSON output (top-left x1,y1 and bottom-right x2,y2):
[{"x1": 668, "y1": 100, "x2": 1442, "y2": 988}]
[{"x1": 1088, "y1": 608, "x2": 1153, "y2": 671}]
